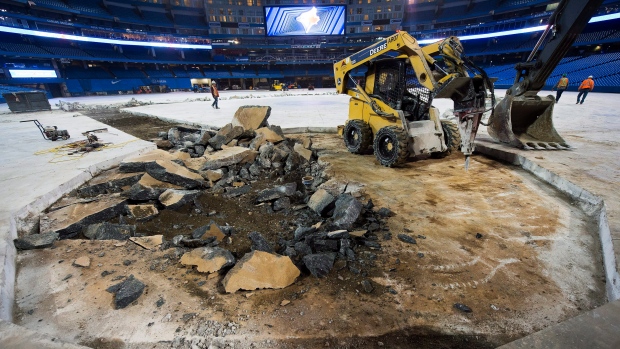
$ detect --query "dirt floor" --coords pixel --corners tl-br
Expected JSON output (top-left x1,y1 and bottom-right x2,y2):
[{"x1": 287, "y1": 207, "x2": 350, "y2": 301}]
[
  {"x1": 85, "y1": 110, "x2": 174, "y2": 141},
  {"x1": 14, "y1": 111, "x2": 607, "y2": 349}
]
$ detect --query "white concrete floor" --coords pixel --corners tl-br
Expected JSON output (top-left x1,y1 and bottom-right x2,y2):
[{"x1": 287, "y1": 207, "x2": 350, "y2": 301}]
[{"x1": 0, "y1": 109, "x2": 156, "y2": 320}]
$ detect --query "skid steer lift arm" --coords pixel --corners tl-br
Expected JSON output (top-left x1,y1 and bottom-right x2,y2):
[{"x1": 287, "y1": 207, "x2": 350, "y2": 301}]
[
  {"x1": 334, "y1": 31, "x2": 492, "y2": 165},
  {"x1": 487, "y1": 0, "x2": 604, "y2": 149}
]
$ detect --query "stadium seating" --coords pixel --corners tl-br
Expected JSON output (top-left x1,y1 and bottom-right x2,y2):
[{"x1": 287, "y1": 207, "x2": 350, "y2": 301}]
[
  {"x1": 496, "y1": 0, "x2": 548, "y2": 12},
  {"x1": 606, "y1": 30, "x2": 620, "y2": 40},
  {"x1": 121, "y1": 47, "x2": 156, "y2": 61},
  {"x1": 106, "y1": 4, "x2": 143, "y2": 23},
  {"x1": 64, "y1": 66, "x2": 113, "y2": 79},
  {"x1": 466, "y1": 1, "x2": 496, "y2": 17},
  {"x1": 81, "y1": 48, "x2": 127, "y2": 60},
  {"x1": 0, "y1": 43, "x2": 50, "y2": 55},
  {"x1": 171, "y1": 67, "x2": 190, "y2": 78},
  {"x1": 575, "y1": 30, "x2": 616, "y2": 43},
  {"x1": 140, "y1": 9, "x2": 174, "y2": 26},
  {"x1": 182, "y1": 50, "x2": 211, "y2": 62},
  {"x1": 144, "y1": 68, "x2": 174, "y2": 78},
  {"x1": 66, "y1": 0, "x2": 110, "y2": 16},
  {"x1": 109, "y1": 67, "x2": 145, "y2": 79},
  {"x1": 153, "y1": 49, "x2": 181, "y2": 62},
  {"x1": 254, "y1": 68, "x2": 282, "y2": 78},
  {"x1": 173, "y1": 13, "x2": 205, "y2": 28},
  {"x1": 40, "y1": 46, "x2": 91, "y2": 58},
  {"x1": 406, "y1": 9, "x2": 435, "y2": 24},
  {"x1": 596, "y1": 73, "x2": 620, "y2": 86},
  {"x1": 186, "y1": 67, "x2": 205, "y2": 78},
  {"x1": 0, "y1": 85, "x2": 52, "y2": 103},
  {"x1": 33, "y1": 0, "x2": 71, "y2": 11},
  {"x1": 441, "y1": 5, "x2": 469, "y2": 21},
  {"x1": 483, "y1": 52, "x2": 620, "y2": 91}
]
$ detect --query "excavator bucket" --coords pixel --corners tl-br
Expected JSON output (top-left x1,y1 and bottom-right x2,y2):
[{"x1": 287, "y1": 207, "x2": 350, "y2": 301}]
[{"x1": 487, "y1": 94, "x2": 570, "y2": 150}]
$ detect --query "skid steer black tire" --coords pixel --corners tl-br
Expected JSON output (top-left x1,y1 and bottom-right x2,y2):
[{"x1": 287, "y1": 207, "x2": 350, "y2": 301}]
[
  {"x1": 344, "y1": 119, "x2": 372, "y2": 154},
  {"x1": 432, "y1": 120, "x2": 461, "y2": 159},
  {"x1": 373, "y1": 126, "x2": 409, "y2": 167}
]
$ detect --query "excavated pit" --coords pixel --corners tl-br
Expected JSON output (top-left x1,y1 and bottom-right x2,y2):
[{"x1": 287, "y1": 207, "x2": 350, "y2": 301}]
[{"x1": 13, "y1": 109, "x2": 606, "y2": 349}]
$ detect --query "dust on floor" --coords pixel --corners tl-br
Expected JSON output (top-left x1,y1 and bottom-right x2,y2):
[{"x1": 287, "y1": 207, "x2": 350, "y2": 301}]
[{"x1": 14, "y1": 130, "x2": 605, "y2": 348}]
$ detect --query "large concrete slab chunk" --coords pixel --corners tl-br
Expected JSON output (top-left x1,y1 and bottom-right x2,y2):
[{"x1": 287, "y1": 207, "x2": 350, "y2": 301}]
[
  {"x1": 248, "y1": 231, "x2": 274, "y2": 253},
  {"x1": 294, "y1": 143, "x2": 313, "y2": 161},
  {"x1": 303, "y1": 253, "x2": 336, "y2": 278},
  {"x1": 200, "y1": 146, "x2": 258, "y2": 171},
  {"x1": 332, "y1": 194, "x2": 363, "y2": 230},
  {"x1": 222, "y1": 251, "x2": 300, "y2": 293},
  {"x1": 78, "y1": 168, "x2": 143, "y2": 198},
  {"x1": 106, "y1": 275, "x2": 145, "y2": 309},
  {"x1": 126, "y1": 173, "x2": 183, "y2": 201},
  {"x1": 180, "y1": 247, "x2": 235, "y2": 274},
  {"x1": 159, "y1": 189, "x2": 202, "y2": 209},
  {"x1": 255, "y1": 127, "x2": 284, "y2": 143},
  {"x1": 184, "y1": 157, "x2": 207, "y2": 172},
  {"x1": 191, "y1": 221, "x2": 226, "y2": 242},
  {"x1": 208, "y1": 123, "x2": 245, "y2": 150},
  {"x1": 231, "y1": 105, "x2": 271, "y2": 131},
  {"x1": 204, "y1": 169, "x2": 224, "y2": 182},
  {"x1": 129, "y1": 235, "x2": 163, "y2": 250},
  {"x1": 119, "y1": 150, "x2": 177, "y2": 173},
  {"x1": 196, "y1": 131, "x2": 212, "y2": 146},
  {"x1": 146, "y1": 159, "x2": 205, "y2": 189},
  {"x1": 41, "y1": 195, "x2": 127, "y2": 238},
  {"x1": 307, "y1": 189, "x2": 335, "y2": 216},
  {"x1": 14, "y1": 232, "x2": 58, "y2": 250},
  {"x1": 84, "y1": 222, "x2": 135, "y2": 240},
  {"x1": 256, "y1": 183, "x2": 297, "y2": 203},
  {"x1": 128, "y1": 204, "x2": 159, "y2": 221}
]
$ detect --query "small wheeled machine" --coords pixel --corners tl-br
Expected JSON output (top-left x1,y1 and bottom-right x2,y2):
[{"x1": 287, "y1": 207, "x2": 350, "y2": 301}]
[{"x1": 21, "y1": 119, "x2": 70, "y2": 141}]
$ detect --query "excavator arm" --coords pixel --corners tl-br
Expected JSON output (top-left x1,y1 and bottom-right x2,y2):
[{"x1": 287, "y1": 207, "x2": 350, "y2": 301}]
[
  {"x1": 488, "y1": 0, "x2": 604, "y2": 149},
  {"x1": 334, "y1": 31, "x2": 493, "y2": 164}
]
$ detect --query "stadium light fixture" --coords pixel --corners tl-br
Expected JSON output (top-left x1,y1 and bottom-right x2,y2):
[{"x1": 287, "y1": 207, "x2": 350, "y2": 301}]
[
  {"x1": 418, "y1": 12, "x2": 620, "y2": 44},
  {"x1": 0, "y1": 26, "x2": 212, "y2": 49},
  {"x1": 417, "y1": 25, "x2": 548, "y2": 44}
]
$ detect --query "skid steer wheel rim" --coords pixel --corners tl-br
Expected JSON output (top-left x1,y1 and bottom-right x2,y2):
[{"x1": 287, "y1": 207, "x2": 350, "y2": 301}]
[
  {"x1": 374, "y1": 126, "x2": 409, "y2": 167},
  {"x1": 343, "y1": 120, "x2": 372, "y2": 154},
  {"x1": 377, "y1": 135, "x2": 395, "y2": 158}
]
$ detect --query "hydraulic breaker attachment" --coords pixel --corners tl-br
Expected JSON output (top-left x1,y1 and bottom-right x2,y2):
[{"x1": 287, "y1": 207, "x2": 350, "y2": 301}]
[{"x1": 487, "y1": 94, "x2": 570, "y2": 150}]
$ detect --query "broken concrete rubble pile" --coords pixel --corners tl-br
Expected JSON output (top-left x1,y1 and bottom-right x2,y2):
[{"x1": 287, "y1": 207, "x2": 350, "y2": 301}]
[
  {"x1": 56, "y1": 98, "x2": 153, "y2": 112},
  {"x1": 14, "y1": 104, "x2": 405, "y2": 313}
]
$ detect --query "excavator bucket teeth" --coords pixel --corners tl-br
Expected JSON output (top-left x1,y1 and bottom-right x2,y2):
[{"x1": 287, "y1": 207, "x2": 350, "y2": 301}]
[{"x1": 487, "y1": 94, "x2": 570, "y2": 149}]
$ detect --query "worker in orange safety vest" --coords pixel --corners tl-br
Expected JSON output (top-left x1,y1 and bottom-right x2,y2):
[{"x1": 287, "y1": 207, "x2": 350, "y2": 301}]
[
  {"x1": 576, "y1": 76, "x2": 594, "y2": 104},
  {"x1": 552, "y1": 73, "x2": 569, "y2": 103}
]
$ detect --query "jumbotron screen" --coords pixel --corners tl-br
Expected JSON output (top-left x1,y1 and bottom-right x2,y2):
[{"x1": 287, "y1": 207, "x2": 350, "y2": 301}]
[{"x1": 264, "y1": 6, "x2": 346, "y2": 37}]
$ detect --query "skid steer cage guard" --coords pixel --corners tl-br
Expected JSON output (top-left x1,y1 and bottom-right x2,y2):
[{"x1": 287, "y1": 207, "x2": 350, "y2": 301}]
[{"x1": 487, "y1": 94, "x2": 570, "y2": 150}]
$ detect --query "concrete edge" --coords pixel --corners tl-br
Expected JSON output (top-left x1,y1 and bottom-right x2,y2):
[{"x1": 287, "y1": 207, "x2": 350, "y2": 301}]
[
  {"x1": 121, "y1": 109, "x2": 342, "y2": 135},
  {"x1": 0, "y1": 319, "x2": 91, "y2": 349},
  {"x1": 475, "y1": 141, "x2": 620, "y2": 301},
  {"x1": 119, "y1": 109, "x2": 210, "y2": 129},
  {"x1": 0, "y1": 144, "x2": 156, "y2": 322},
  {"x1": 282, "y1": 127, "x2": 339, "y2": 134}
]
